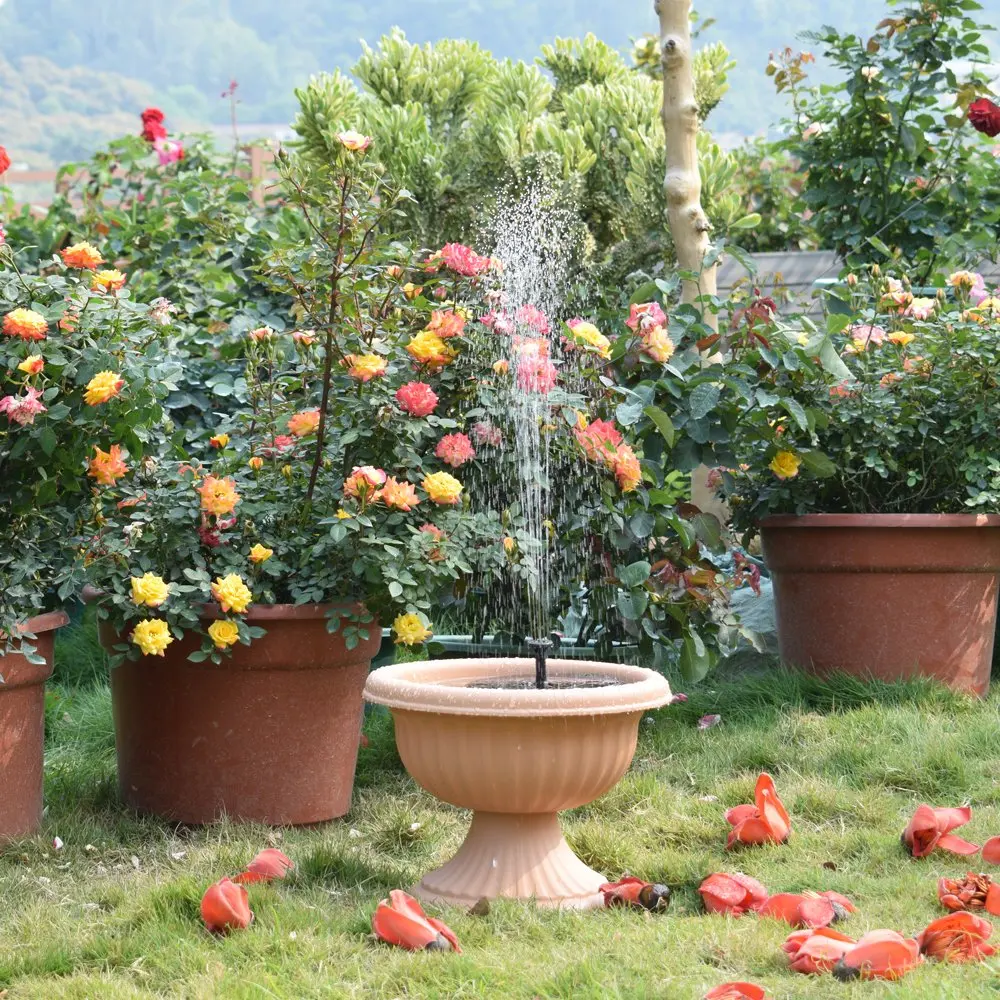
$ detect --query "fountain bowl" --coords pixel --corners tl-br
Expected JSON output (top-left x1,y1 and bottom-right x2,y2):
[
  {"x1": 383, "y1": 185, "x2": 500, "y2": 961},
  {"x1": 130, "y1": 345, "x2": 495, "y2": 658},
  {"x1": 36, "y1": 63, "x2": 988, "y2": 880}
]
[{"x1": 363, "y1": 657, "x2": 671, "y2": 909}]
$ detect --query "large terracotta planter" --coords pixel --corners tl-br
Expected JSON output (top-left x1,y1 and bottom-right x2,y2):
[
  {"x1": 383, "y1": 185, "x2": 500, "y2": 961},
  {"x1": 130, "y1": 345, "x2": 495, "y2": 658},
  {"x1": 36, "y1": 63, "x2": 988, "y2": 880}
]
[
  {"x1": 99, "y1": 604, "x2": 380, "y2": 824},
  {"x1": 364, "y1": 657, "x2": 671, "y2": 909},
  {"x1": 0, "y1": 611, "x2": 69, "y2": 842},
  {"x1": 761, "y1": 514, "x2": 1000, "y2": 695}
]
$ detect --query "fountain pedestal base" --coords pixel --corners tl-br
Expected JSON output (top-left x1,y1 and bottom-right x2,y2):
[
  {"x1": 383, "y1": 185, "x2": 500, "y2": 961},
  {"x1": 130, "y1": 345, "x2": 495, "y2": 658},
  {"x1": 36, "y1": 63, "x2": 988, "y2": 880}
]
[{"x1": 413, "y1": 811, "x2": 605, "y2": 910}]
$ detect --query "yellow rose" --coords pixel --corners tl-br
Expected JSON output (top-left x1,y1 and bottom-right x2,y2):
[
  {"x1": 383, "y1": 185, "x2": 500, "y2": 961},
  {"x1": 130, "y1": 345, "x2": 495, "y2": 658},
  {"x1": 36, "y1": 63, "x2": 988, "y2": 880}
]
[
  {"x1": 888, "y1": 332, "x2": 915, "y2": 346},
  {"x1": 344, "y1": 353, "x2": 388, "y2": 382},
  {"x1": 248, "y1": 456, "x2": 264, "y2": 470},
  {"x1": 402, "y1": 282, "x2": 424, "y2": 300},
  {"x1": 84, "y1": 370, "x2": 124, "y2": 406},
  {"x1": 406, "y1": 330, "x2": 454, "y2": 367},
  {"x1": 18, "y1": 355, "x2": 44, "y2": 375},
  {"x1": 568, "y1": 321, "x2": 611, "y2": 359},
  {"x1": 210, "y1": 573, "x2": 253, "y2": 614},
  {"x1": 131, "y1": 619, "x2": 173, "y2": 656},
  {"x1": 207, "y1": 619, "x2": 240, "y2": 649},
  {"x1": 769, "y1": 450, "x2": 802, "y2": 480},
  {"x1": 249, "y1": 543, "x2": 273, "y2": 563},
  {"x1": 422, "y1": 471, "x2": 463, "y2": 506},
  {"x1": 335, "y1": 508, "x2": 352, "y2": 519},
  {"x1": 641, "y1": 325, "x2": 675, "y2": 364},
  {"x1": 209, "y1": 432, "x2": 230, "y2": 449},
  {"x1": 130, "y1": 572, "x2": 171, "y2": 608},
  {"x1": 393, "y1": 612, "x2": 432, "y2": 646},
  {"x1": 91, "y1": 269, "x2": 127, "y2": 292}
]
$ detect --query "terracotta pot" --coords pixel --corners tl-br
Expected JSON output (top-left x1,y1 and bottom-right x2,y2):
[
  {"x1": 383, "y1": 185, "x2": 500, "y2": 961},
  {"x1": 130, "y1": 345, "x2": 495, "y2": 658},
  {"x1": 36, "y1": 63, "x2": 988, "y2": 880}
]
[
  {"x1": 364, "y1": 657, "x2": 671, "y2": 909},
  {"x1": 761, "y1": 514, "x2": 1000, "y2": 695},
  {"x1": 100, "y1": 604, "x2": 380, "y2": 824},
  {"x1": 0, "y1": 611, "x2": 69, "y2": 842}
]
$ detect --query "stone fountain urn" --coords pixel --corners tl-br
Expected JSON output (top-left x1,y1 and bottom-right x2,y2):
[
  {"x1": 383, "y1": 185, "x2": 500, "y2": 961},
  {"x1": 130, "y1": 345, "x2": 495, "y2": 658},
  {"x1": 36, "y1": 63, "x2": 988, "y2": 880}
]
[{"x1": 363, "y1": 656, "x2": 671, "y2": 909}]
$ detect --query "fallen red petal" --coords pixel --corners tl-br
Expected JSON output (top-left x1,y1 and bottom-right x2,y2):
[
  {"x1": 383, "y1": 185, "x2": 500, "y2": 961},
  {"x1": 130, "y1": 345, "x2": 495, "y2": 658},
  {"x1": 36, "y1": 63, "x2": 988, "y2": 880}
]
[
  {"x1": 372, "y1": 889, "x2": 460, "y2": 952},
  {"x1": 982, "y1": 837, "x2": 1000, "y2": 865},
  {"x1": 233, "y1": 848, "x2": 294, "y2": 885},
  {"x1": 200, "y1": 877, "x2": 253, "y2": 934},
  {"x1": 703, "y1": 983, "x2": 766, "y2": 1000}
]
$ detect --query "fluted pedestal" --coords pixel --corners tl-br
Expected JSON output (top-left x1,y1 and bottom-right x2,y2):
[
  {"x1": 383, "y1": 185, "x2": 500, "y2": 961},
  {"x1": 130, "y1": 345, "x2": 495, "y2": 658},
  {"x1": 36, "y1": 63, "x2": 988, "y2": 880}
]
[{"x1": 414, "y1": 811, "x2": 605, "y2": 910}]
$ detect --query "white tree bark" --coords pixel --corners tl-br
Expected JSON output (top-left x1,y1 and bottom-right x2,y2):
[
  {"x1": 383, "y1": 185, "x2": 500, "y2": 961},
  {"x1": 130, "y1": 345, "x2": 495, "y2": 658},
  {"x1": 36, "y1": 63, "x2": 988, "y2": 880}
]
[
  {"x1": 657, "y1": 0, "x2": 727, "y2": 518},
  {"x1": 657, "y1": 0, "x2": 718, "y2": 332}
]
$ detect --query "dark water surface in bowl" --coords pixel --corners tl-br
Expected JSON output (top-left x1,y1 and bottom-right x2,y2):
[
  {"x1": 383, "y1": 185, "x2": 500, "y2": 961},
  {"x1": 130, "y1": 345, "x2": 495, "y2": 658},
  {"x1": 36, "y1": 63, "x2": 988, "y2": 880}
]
[{"x1": 466, "y1": 674, "x2": 626, "y2": 691}]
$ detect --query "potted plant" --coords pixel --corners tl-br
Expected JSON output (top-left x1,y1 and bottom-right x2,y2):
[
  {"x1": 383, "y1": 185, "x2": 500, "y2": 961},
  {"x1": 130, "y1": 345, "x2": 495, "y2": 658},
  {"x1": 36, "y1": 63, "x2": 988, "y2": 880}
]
[
  {"x1": 722, "y1": 270, "x2": 1000, "y2": 694},
  {"x1": 83, "y1": 134, "x2": 501, "y2": 825},
  {"x1": 0, "y1": 232, "x2": 173, "y2": 839}
]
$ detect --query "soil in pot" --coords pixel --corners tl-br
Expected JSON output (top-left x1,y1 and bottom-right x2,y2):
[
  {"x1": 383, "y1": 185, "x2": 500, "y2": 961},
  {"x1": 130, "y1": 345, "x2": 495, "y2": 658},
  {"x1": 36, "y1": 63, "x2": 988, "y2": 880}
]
[
  {"x1": 0, "y1": 612, "x2": 69, "y2": 842},
  {"x1": 100, "y1": 604, "x2": 380, "y2": 825}
]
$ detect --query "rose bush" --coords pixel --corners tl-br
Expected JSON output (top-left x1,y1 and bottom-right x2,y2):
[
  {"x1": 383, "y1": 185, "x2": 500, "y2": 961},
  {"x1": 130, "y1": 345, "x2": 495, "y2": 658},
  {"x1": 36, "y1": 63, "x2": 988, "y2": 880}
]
[
  {"x1": 83, "y1": 135, "x2": 508, "y2": 662},
  {"x1": 0, "y1": 236, "x2": 176, "y2": 655},
  {"x1": 712, "y1": 268, "x2": 1000, "y2": 527}
]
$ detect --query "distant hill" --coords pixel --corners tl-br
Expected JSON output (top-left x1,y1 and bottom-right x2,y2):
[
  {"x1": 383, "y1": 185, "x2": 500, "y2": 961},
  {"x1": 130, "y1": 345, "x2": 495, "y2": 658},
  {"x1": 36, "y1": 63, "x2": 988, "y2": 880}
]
[{"x1": 1, "y1": 0, "x2": 998, "y2": 165}]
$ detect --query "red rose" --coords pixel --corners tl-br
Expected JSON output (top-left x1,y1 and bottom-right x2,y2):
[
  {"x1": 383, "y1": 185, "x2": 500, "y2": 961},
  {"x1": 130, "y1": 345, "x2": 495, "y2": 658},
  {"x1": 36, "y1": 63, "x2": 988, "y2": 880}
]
[
  {"x1": 140, "y1": 107, "x2": 168, "y2": 144},
  {"x1": 0, "y1": 145, "x2": 10, "y2": 175},
  {"x1": 968, "y1": 97, "x2": 1000, "y2": 137}
]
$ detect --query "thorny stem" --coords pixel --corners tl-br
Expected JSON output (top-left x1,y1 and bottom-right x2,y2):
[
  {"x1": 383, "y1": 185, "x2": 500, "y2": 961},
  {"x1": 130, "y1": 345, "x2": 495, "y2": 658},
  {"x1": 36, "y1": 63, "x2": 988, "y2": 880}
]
[{"x1": 306, "y1": 173, "x2": 350, "y2": 501}]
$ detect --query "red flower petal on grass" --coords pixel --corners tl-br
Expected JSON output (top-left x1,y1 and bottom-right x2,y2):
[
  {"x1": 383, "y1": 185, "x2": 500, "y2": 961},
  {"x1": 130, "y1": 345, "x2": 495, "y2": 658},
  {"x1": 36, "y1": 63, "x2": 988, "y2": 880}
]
[
  {"x1": 233, "y1": 848, "x2": 294, "y2": 885},
  {"x1": 759, "y1": 889, "x2": 854, "y2": 928},
  {"x1": 703, "y1": 983, "x2": 766, "y2": 1000},
  {"x1": 372, "y1": 890, "x2": 461, "y2": 952},
  {"x1": 698, "y1": 713, "x2": 721, "y2": 729},
  {"x1": 902, "y1": 804, "x2": 979, "y2": 858},
  {"x1": 784, "y1": 926, "x2": 856, "y2": 974},
  {"x1": 981, "y1": 837, "x2": 1000, "y2": 865},
  {"x1": 726, "y1": 773, "x2": 791, "y2": 849},
  {"x1": 938, "y1": 872, "x2": 1000, "y2": 915},
  {"x1": 201, "y1": 877, "x2": 253, "y2": 933},
  {"x1": 832, "y1": 929, "x2": 921, "y2": 981},
  {"x1": 918, "y1": 911, "x2": 995, "y2": 963},
  {"x1": 698, "y1": 872, "x2": 769, "y2": 915},
  {"x1": 599, "y1": 876, "x2": 671, "y2": 911}
]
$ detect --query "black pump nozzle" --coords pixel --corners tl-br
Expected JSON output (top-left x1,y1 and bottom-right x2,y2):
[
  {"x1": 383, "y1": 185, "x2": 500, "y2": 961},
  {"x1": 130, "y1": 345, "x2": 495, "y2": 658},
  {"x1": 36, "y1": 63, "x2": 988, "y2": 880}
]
[{"x1": 526, "y1": 637, "x2": 552, "y2": 690}]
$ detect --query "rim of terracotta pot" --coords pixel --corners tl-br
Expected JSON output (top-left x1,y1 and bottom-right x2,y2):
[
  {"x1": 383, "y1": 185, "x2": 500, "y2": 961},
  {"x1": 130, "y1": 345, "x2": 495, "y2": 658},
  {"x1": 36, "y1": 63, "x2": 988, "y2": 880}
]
[
  {"x1": 7, "y1": 610, "x2": 70, "y2": 638},
  {"x1": 760, "y1": 513, "x2": 1000, "y2": 529},
  {"x1": 364, "y1": 658, "x2": 672, "y2": 717}
]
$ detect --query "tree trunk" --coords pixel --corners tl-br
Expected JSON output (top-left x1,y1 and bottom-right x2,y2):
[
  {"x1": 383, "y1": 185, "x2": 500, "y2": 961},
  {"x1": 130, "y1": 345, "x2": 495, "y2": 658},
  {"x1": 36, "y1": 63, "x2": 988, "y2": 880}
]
[
  {"x1": 657, "y1": 0, "x2": 717, "y2": 331},
  {"x1": 657, "y1": 0, "x2": 727, "y2": 519}
]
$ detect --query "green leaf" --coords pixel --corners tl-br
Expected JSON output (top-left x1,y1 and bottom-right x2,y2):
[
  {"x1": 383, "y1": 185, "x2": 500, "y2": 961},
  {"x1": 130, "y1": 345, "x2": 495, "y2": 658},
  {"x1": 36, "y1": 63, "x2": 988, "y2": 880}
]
[
  {"x1": 629, "y1": 281, "x2": 659, "y2": 305},
  {"x1": 780, "y1": 398, "x2": 809, "y2": 432},
  {"x1": 616, "y1": 590, "x2": 649, "y2": 620},
  {"x1": 388, "y1": 580, "x2": 403, "y2": 599},
  {"x1": 643, "y1": 405, "x2": 675, "y2": 448},
  {"x1": 678, "y1": 631, "x2": 713, "y2": 683},
  {"x1": 616, "y1": 400, "x2": 645, "y2": 426},
  {"x1": 867, "y1": 235, "x2": 893, "y2": 258},
  {"x1": 37, "y1": 426, "x2": 58, "y2": 456},
  {"x1": 800, "y1": 449, "x2": 837, "y2": 477},
  {"x1": 618, "y1": 560, "x2": 651, "y2": 588},
  {"x1": 818, "y1": 338, "x2": 852, "y2": 382},
  {"x1": 689, "y1": 383, "x2": 720, "y2": 420},
  {"x1": 629, "y1": 510, "x2": 656, "y2": 538},
  {"x1": 731, "y1": 212, "x2": 762, "y2": 230},
  {"x1": 690, "y1": 512, "x2": 725, "y2": 554}
]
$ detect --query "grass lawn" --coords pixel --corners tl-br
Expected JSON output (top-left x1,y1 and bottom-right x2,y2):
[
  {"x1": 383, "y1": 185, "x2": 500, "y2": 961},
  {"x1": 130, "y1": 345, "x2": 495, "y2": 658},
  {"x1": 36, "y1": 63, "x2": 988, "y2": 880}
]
[{"x1": 3, "y1": 613, "x2": 1000, "y2": 998}]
